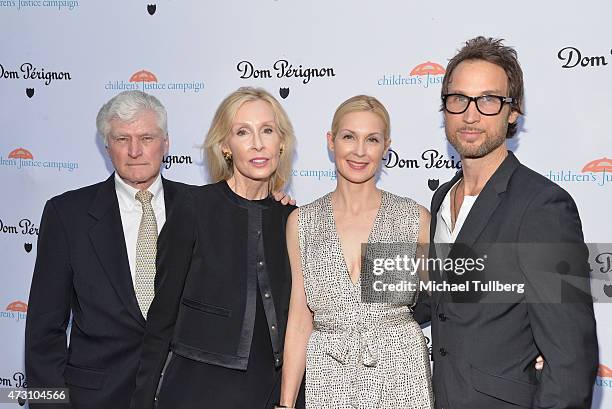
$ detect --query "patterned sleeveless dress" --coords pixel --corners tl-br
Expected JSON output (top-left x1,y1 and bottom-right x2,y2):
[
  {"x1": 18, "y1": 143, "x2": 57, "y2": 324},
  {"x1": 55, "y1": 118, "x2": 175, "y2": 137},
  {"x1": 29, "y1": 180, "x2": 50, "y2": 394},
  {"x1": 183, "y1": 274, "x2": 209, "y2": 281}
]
[{"x1": 297, "y1": 191, "x2": 433, "y2": 409}]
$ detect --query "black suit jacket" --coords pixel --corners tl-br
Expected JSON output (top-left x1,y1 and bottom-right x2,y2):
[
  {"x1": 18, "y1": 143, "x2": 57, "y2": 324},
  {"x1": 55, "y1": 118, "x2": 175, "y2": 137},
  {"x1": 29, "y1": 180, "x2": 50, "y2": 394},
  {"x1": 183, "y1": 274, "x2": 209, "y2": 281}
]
[
  {"x1": 25, "y1": 174, "x2": 187, "y2": 409},
  {"x1": 130, "y1": 182, "x2": 302, "y2": 409},
  {"x1": 427, "y1": 152, "x2": 598, "y2": 409}
]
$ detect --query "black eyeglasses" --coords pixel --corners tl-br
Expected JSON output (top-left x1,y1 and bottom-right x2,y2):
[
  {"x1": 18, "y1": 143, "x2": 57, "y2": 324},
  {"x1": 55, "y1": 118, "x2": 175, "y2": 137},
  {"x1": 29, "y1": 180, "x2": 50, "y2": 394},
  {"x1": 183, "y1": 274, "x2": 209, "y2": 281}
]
[{"x1": 442, "y1": 94, "x2": 515, "y2": 116}]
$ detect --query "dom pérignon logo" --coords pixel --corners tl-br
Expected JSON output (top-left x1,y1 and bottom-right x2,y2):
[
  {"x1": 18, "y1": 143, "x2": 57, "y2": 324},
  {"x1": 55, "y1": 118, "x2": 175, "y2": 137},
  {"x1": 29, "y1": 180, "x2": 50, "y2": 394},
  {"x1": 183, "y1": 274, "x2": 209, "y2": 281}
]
[
  {"x1": 0, "y1": 62, "x2": 72, "y2": 98},
  {"x1": 237, "y1": 59, "x2": 336, "y2": 85},
  {"x1": 558, "y1": 46, "x2": 611, "y2": 69}
]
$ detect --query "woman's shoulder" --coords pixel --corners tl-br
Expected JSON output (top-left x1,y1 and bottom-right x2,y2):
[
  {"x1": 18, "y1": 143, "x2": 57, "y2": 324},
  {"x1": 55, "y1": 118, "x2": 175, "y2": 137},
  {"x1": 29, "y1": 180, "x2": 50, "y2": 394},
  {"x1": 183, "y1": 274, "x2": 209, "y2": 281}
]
[
  {"x1": 164, "y1": 183, "x2": 227, "y2": 222},
  {"x1": 382, "y1": 190, "x2": 420, "y2": 209},
  {"x1": 270, "y1": 192, "x2": 330, "y2": 220},
  {"x1": 166, "y1": 183, "x2": 222, "y2": 219},
  {"x1": 381, "y1": 190, "x2": 429, "y2": 219},
  {"x1": 186, "y1": 181, "x2": 226, "y2": 201},
  {"x1": 268, "y1": 199, "x2": 297, "y2": 219},
  {"x1": 300, "y1": 192, "x2": 332, "y2": 210},
  {"x1": 293, "y1": 192, "x2": 332, "y2": 220},
  {"x1": 380, "y1": 191, "x2": 428, "y2": 241}
]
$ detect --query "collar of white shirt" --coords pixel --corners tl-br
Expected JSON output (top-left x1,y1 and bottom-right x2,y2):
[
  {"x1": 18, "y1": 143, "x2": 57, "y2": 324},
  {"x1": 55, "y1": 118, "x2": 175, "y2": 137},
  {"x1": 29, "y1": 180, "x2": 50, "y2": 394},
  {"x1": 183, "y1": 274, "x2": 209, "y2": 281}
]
[
  {"x1": 436, "y1": 179, "x2": 479, "y2": 244},
  {"x1": 114, "y1": 173, "x2": 164, "y2": 212}
]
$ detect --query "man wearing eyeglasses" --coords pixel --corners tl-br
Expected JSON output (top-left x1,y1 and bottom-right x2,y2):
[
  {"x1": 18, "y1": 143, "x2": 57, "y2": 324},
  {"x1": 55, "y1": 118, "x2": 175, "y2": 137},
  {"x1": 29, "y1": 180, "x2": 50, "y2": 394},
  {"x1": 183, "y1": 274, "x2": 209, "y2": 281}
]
[{"x1": 421, "y1": 37, "x2": 598, "y2": 409}]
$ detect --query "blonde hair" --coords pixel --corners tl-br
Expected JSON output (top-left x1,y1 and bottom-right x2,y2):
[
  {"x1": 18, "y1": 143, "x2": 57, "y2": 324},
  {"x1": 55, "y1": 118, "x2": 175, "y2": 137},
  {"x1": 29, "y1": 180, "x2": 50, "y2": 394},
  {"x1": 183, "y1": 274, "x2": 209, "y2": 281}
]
[
  {"x1": 330, "y1": 95, "x2": 391, "y2": 141},
  {"x1": 204, "y1": 87, "x2": 295, "y2": 191}
]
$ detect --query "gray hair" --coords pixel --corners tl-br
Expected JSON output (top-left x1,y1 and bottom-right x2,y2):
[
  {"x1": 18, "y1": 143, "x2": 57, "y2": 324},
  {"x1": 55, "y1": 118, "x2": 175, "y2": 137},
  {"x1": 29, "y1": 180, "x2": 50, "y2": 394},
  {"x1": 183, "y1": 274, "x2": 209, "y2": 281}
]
[{"x1": 96, "y1": 90, "x2": 168, "y2": 146}]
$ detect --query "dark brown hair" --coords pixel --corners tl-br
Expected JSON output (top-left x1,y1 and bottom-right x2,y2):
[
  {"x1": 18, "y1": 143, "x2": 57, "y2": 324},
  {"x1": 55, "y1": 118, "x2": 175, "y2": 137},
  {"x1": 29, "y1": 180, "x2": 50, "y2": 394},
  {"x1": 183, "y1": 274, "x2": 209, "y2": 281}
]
[{"x1": 442, "y1": 36, "x2": 524, "y2": 138}]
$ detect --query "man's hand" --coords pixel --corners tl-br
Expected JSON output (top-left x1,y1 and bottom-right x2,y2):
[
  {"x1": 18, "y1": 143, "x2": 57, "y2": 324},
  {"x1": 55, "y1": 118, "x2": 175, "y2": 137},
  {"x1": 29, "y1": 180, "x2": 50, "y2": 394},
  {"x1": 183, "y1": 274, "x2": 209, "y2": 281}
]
[
  {"x1": 535, "y1": 355, "x2": 544, "y2": 371},
  {"x1": 272, "y1": 191, "x2": 296, "y2": 206}
]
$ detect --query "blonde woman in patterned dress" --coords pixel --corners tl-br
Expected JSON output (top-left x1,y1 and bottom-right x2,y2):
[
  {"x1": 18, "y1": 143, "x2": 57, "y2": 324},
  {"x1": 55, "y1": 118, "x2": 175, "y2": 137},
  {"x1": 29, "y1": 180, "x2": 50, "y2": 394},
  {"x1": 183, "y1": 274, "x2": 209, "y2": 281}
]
[{"x1": 278, "y1": 95, "x2": 433, "y2": 409}]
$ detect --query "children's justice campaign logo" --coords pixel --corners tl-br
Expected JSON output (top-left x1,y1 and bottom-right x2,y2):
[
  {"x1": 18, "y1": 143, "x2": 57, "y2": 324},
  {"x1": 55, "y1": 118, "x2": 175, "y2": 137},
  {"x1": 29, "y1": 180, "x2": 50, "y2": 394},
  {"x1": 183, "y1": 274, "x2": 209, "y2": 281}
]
[
  {"x1": 546, "y1": 157, "x2": 612, "y2": 187},
  {"x1": 105, "y1": 69, "x2": 205, "y2": 94},
  {"x1": 0, "y1": 147, "x2": 79, "y2": 172},
  {"x1": 377, "y1": 61, "x2": 445, "y2": 88}
]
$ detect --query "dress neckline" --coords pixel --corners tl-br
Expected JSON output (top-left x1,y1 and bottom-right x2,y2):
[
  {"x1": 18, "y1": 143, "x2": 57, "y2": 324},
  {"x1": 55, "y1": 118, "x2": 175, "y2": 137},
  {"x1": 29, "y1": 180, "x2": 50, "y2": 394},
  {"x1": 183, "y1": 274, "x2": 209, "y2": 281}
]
[
  {"x1": 218, "y1": 180, "x2": 273, "y2": 209},
  {"x1": 325, "y1": 191, "x2": 387, "y2": 288}
]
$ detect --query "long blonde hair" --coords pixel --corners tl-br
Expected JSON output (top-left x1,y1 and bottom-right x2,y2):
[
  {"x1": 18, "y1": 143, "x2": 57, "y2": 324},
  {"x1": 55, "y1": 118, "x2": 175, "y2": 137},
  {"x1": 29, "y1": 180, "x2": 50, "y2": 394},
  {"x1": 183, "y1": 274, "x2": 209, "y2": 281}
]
[{"x1": 204, "y1": 87, "x2": 295, "y2": 191}]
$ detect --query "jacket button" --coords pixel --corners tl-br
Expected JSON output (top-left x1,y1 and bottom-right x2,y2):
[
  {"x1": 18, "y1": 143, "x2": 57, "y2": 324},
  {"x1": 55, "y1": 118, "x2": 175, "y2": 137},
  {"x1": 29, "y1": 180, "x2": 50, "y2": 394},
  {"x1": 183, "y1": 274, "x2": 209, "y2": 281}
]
[
  {"x1": 439, "y1": 348, "x2": 448, "y2": 356},
  {"x1": 438, "y1": 313, "x2": 447, "y2": 321},
  {"x1": 258, "y1": 261, "x2": 264, "y2": 267},
  {"x1": 271, "y1": 324, "x2": 276, "y2": 331},
  {"x1": 264, "y1": 292, "x2": 271, "y2": 298}
]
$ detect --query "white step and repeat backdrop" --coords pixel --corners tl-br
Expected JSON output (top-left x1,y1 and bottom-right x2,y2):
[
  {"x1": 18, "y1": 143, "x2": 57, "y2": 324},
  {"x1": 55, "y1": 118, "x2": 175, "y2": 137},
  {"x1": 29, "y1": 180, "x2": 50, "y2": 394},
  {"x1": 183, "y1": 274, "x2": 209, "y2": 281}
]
[{"x1": 1, "y1": 0, "x2": 611, "y2": 407}]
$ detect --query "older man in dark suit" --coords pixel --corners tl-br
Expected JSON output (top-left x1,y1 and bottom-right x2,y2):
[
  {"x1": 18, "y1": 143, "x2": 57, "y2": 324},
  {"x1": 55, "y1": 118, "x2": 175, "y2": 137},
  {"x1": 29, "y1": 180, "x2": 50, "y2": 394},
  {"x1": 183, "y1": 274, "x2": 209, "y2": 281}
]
[
  {"x1": 426, "y1": 37, "x2": 598, "y2": 409},
  {"x1": 25, "y1": 90, "x2": 188, "y2": 409}
]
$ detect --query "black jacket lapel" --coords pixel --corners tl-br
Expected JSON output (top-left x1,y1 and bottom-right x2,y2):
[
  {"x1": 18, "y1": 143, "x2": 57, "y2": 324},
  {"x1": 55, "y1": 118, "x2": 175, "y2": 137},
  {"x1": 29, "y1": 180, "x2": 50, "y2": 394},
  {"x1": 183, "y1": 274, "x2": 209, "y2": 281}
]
[
  {"x1": 429, "y1": 171, "x2": 463, "y2": 279},
  {"x1": 160, "y1": 177, "x2": 181, "y2": 237},
  {"x1": 431, "y1": 152, "x2": 520, "y2": 306},
  {"x1": 428, "y1": 171, "x2": 463, "y2": 307},
  {"x1": 88, "y1": 174, "x2": 146, "y2": 326},
  {"x1": 430, "y1": 171, "x2": 463, "y2": 246},
  {"x1": 451, "y1": 151, "x2": 520, "y2": 252}
]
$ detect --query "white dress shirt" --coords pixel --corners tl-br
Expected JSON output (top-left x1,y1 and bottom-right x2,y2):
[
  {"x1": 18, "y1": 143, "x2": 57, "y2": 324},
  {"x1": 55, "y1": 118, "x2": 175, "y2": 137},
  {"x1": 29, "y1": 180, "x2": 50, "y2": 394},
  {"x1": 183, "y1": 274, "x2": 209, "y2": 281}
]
[
  {"x1": 114, "y1": 173, "x2": 166, "y2": 286},
  {"x1": 434, "y1": 179, "x2": 479, "y2": 249}
]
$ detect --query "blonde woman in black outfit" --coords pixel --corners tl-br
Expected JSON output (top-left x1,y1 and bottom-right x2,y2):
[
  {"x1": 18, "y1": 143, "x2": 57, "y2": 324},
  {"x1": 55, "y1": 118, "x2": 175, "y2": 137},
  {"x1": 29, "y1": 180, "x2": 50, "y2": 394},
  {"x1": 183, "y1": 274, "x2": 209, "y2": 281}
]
[{"x1": 130, "y1": 87, "x2": 304, "y2": 409}]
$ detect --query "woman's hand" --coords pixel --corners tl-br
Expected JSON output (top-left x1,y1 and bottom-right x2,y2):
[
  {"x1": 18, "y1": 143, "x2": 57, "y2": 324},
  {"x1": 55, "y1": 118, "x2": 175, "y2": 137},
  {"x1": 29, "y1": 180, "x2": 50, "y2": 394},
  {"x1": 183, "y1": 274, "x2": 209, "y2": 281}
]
[{"x1": 272, "y1": 190, "x2": 297, "y2": 206}]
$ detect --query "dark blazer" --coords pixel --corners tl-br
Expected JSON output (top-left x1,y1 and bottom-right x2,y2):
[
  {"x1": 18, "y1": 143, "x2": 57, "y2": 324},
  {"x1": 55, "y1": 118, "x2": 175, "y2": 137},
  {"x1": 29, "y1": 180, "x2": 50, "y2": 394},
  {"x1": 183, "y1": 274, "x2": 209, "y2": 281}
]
[
  {"x1": 131, "y1": 182, "x2": 299, "y2": 409},
  {"x1": 428, "y1": 152, "x2": 598, "y2": 409},
  {"x1": 25, "y1": 174, "x2": 187, "y2": 409}
]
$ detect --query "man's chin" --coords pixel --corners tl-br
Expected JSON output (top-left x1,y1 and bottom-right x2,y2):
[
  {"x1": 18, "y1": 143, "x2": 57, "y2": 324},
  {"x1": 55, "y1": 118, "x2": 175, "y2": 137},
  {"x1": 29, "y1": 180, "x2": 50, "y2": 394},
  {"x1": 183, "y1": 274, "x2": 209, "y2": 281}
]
[
  {"x1": 448, "y1": 144, "x2": 484, "y2": 160},
  {"x1": 460, "y1": 151, "x2": 487, "y2": 160},
  {"x1": 118, "y1": 172, "x2": 158, "y2": 188},
  {"x1": 450, "y1": 140, "x2": 505, "y2": 160}
]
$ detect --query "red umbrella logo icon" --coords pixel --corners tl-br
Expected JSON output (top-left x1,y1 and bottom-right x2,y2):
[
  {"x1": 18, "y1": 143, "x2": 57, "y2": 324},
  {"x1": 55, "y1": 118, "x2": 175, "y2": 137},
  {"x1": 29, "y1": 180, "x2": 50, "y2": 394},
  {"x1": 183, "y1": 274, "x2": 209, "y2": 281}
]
[
  {"x1": 8, "y1": 147, "x2": 33, "y2": 160},
  {"x1": 410, "y1": 61, "x2": 446, "y2": 76},
  {"x1": 129, "y1": 70, "x2": 158, "y2": 83},
  {"x1": 598, "y1": 364, "x2": 612, "y2": 378},
  {"x1": 6, "y1": 301, "x2": 28, "y2": 312},
  {"x1": 582, "y1": 157, "x2": 612, "y2": 173}
]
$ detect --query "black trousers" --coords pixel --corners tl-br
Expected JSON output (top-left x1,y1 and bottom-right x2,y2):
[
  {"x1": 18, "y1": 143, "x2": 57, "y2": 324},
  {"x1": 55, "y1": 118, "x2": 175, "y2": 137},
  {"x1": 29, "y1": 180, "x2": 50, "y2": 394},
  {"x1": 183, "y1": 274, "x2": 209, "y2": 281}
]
[{"x1": 155, "y1": 291, "x2": 304, "y2": 409}]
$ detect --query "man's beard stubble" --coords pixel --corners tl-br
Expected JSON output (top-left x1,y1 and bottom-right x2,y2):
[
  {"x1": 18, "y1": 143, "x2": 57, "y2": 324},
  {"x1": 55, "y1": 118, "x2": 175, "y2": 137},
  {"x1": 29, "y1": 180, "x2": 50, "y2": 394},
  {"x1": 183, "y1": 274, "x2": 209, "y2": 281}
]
[{"x1": 447, "y1": 128, "x2": 506, "y2": 159}]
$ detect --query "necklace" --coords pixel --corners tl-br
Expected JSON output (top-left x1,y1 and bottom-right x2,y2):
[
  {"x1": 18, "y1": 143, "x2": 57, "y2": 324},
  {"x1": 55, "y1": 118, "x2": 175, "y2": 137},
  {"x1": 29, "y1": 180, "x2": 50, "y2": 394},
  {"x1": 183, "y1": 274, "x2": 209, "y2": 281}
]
[{"x1": 452, "y1": 178, "x2": 463, "y2": 230}]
